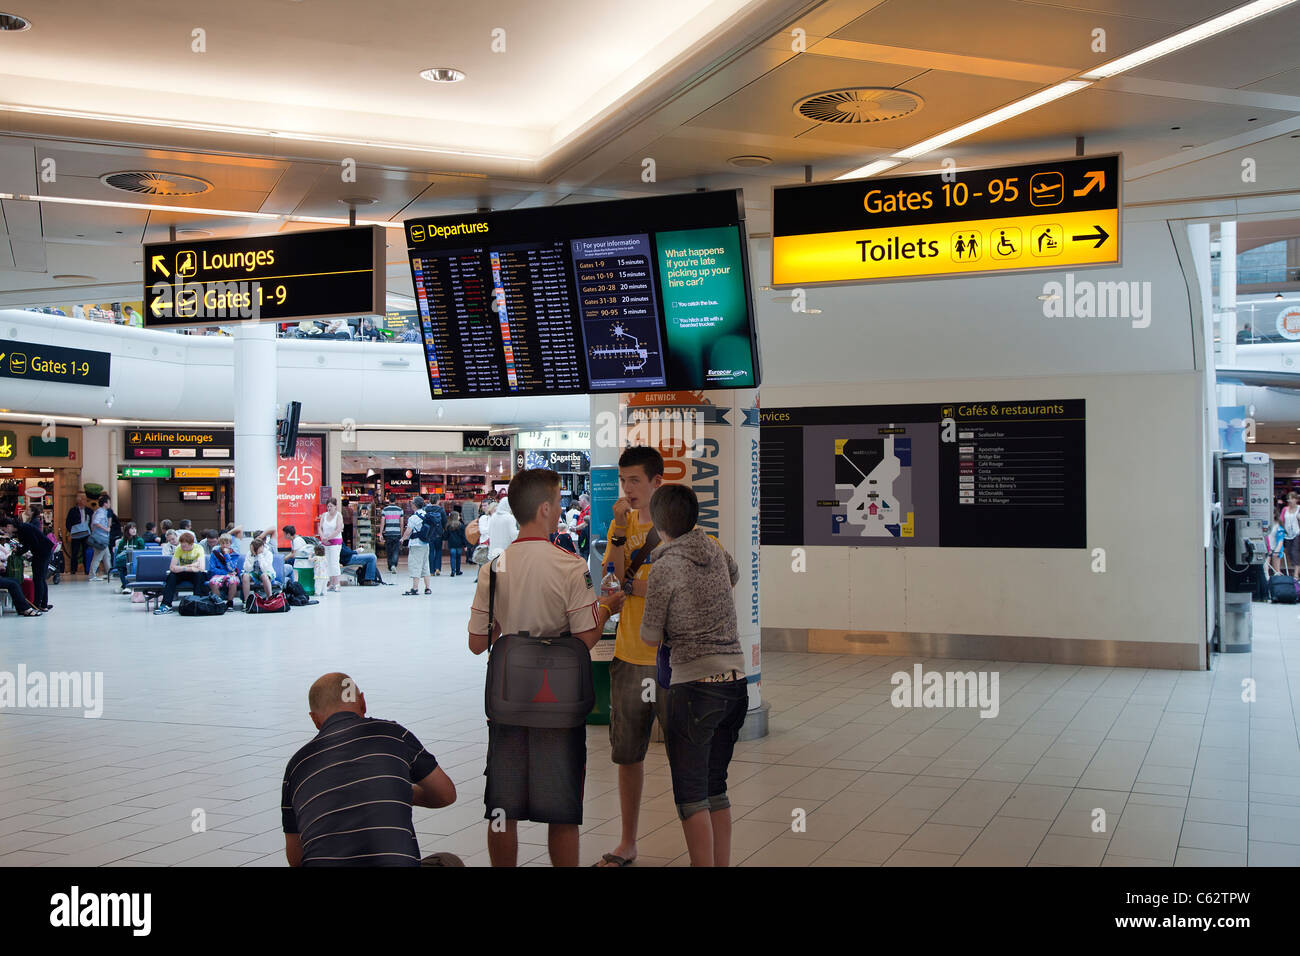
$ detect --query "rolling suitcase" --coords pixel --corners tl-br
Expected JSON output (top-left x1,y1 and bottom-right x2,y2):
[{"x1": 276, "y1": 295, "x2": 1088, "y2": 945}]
[{"x1": 1268, "y1": 554, "x2": 1300, "y2": 603}]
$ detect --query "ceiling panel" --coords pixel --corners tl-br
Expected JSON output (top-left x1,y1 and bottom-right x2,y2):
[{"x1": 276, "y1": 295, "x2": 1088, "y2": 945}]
[
  {"x1": 955, "y1": 88, "x2": 1294, "y2": 163},
  {"x1": 33, "y1": 143, "x2": 288, "y2": 191},
  {"x1": 1245, "y1": 67, "x2": 1300, "y2": 98},
  {"x1": 1127, "y1": 7, "x2": 1300, "y2": 89},
  {"x1": 684, "y1": 53, "x2": 924, "y2": 137},
  {"x1": 39, "y1": 201, "x2": 148, "y2": 242},
  {"x1": 832, "y1": 0, "x2": 1181, "y2": 69}
]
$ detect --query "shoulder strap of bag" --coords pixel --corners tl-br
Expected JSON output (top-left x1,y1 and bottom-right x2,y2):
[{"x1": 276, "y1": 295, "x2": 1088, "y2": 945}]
[
  {"x1": 487, "y1": 557, "x2": 498, "y2": 652},
  {"x1": 625, "y1": 528, "x2": 660, "y2": 584}
]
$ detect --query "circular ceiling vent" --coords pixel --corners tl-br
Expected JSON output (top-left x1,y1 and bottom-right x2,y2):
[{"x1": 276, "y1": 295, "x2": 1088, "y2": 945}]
[
  {"x1": 795, "y1": 88, "x2": 923, "y2": 125},
  {"x1": 99, "y1": 171, "x2": 214, "y2": 197}
]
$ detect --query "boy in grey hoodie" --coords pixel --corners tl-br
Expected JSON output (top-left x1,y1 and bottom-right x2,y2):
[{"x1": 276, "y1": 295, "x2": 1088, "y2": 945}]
[{"x1": 640, "y1": 483, "x2": 747, "y2": 866}]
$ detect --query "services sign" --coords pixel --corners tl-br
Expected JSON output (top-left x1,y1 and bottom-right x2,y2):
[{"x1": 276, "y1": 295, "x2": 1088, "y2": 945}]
[{"x1": 772, "y1": 154, "x2": 1121, "y2": 285}]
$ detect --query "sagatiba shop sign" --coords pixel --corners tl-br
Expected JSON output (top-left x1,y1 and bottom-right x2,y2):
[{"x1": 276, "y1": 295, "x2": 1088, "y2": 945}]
[
  {"x1": 126, "y1": 429, "x2": 234, "y2": 460},
  {"x1": 772, "y1": 154, "x2": 1120, "y2": 285}
]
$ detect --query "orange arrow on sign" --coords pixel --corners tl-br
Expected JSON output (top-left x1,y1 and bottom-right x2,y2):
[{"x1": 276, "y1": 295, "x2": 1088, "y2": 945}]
[{"x1": 1074, "y1": 170, "x2": 1105, "y2": 197}]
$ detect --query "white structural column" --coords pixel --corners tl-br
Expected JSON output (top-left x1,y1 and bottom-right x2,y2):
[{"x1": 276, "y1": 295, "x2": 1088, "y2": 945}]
[
  {"x1": 1221, "y1": 221, "x2": 1238, "y2": 407},
  {"x1": 233, "y1": 324, "x2": 279, "y2": 530}
]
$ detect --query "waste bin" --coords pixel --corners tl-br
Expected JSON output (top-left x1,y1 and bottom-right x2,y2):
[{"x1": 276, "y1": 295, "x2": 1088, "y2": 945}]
[
  {"x1": 1219, "y1": 591, "x2": 1252, "y2": 653},
  {"x1": 586, "y1": 620, "x2": 618, "y2": 725},
  {"x1": 295, "y1": 565, "x2": 316, "y2": 596}
]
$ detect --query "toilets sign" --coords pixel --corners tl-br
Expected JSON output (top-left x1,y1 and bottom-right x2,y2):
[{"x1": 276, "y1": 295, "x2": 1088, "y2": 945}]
[{"x1": 772, "y1": 154, "x2": 1120, "y2": 285}]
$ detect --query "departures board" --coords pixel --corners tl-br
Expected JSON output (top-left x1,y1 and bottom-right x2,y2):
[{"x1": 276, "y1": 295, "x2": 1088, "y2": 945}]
[{"x1": 403, "y1": 190, "x2": 760, "y2": 399}]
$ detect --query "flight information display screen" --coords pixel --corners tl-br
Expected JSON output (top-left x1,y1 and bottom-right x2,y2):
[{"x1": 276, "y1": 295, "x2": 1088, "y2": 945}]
[{"x1": 404, "y1": 190, "x2": 760, "y2": 399}]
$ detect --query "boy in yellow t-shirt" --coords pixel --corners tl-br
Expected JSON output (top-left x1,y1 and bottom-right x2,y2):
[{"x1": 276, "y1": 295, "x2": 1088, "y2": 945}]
[{"x1": 595, "y1": 446, "x2": 667, "y2": 868}]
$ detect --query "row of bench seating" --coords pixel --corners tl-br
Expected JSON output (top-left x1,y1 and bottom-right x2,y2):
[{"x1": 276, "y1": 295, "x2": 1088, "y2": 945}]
[{"x1": 127, "y1": 548, "x2": 289, "y2": 611}]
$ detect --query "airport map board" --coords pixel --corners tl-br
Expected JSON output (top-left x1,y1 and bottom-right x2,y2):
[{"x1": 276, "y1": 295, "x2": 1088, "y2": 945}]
[
  {"x1": 760, "y1": 400, "x2": 1086, "y2": 549},
  {"x1": 403, "y1": 190, "x2": 761, "y2": 399},
  {"x1": 772, "y1": 155, "x2": 1120, "y2": 285},
  {"x1": 142, "y1": 226, "x2": 386, "y2": 327}
]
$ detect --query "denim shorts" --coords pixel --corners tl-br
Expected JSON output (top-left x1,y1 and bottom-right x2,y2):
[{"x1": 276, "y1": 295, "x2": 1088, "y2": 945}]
[{"x1": 663, "y1": 678, "x2": 748, "y2": 820}]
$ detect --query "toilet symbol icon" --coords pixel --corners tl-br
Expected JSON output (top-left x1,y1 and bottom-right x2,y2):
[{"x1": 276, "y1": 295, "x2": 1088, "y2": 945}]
[{"x1": 950, "y1": 231, "x2": 981, "y2": 261}]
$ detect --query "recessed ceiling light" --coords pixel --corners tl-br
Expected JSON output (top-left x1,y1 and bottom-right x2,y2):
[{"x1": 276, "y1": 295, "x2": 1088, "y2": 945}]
[
  {"x1": 727, "y1": 155, "x2": 773, "y2": 168},
  {"x1": 0, "y1": 12, "x2": 31, "y2": 30},
  {"x1": 1181, "y1": 144, "x2": 1196, "y2": 150},
  {"x1": 52, "y1": 274, "x2": 95, "y2": 282},
  {"x1": 339, "y1": 196, "x2": 378, "y2": 206},
  {"x1": 420, "y1": 68, "x2": 465, "y2": 83}
]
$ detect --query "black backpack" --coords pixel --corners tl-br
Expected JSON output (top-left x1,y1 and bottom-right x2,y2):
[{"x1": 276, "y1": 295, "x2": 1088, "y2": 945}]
[
  {"x1": 414, "y1": 506, "x2": 444, "y2": 543},
  {"x1": 283, "y1": 578, "x2": 317, "y2": 607},
  {"x1": 178, "y1": 594, "x2": 227, "y2": 617},
  {"x1": 483, "y1": 558, "x2": 594, "y2": 728}
]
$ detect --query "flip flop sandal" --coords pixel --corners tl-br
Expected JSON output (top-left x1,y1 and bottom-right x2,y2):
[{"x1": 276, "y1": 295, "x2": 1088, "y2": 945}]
[
  {"x1": 402, "y1": 589, "x2": 419, "y2": 595},
  {"x1": 594, "y1": 853, "x2": 634, "y2": 867},
  {"x1": 21, "y1": 608, "x2": 41, "y2": 617}
]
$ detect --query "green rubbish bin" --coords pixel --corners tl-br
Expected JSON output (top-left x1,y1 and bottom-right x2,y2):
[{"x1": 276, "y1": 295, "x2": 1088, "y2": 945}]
[
  {"x1": 295, "y1": 565, "x2": 315, "y2": 596},
  {"x1": 586, "y1": 621, "x2": 618, "y2": 726}
]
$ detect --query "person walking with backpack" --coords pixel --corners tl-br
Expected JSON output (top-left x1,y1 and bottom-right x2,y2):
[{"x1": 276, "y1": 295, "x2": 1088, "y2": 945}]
[
  {"x1": 467, "y1": 468, "x2": 625, "y2": 867},
  {"x1": 380, "y1": 497, "x2": 404, "y2": 575},
  {"x1": 400, "y1": 496, "x2": 434, "y2": 595},
  {"x1": 424, "y1": 498, "x2": 447, "y2": 577},
  {"x1": 640, "y1": 484, "x2": 745, "y2": 866}
]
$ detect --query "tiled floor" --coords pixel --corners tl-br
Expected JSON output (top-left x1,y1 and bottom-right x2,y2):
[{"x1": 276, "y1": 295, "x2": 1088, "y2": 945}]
[{"x1": 2, "y1": 572, "x2": 1299, "y2": 866}]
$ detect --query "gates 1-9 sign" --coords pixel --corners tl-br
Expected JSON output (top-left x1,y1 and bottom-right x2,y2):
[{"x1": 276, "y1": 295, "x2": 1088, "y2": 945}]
[{"x1": 772, "y1": 154, "x2": 1121, "y2": 285}]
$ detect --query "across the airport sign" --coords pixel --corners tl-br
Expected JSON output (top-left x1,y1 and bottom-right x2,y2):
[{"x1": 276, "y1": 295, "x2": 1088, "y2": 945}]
[
  {"x1": 141, "y1": 225, "x2": 386, "y2": 327},
  {"x1": 772, "y1": 154, "x2": 1121, "y2": 286}
]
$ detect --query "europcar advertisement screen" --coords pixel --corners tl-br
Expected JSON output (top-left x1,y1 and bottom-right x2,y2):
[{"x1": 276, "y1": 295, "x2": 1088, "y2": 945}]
[{"x1": 403, "y1": 190, "x2": 760, "y2": 399}]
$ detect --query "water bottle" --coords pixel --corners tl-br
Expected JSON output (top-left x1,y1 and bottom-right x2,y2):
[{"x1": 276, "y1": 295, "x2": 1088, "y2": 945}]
[{"x1": 600, "y1": 562, "x2": 620, "y2": 595}]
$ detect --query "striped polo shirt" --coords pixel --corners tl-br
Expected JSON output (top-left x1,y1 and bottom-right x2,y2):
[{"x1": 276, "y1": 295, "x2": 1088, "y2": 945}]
[{"x1": 281, "y1": 711, "x2": 439, "y2": 867}]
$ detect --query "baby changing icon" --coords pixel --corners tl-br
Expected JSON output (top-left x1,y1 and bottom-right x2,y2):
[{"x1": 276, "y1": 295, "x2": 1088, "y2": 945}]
[{"x1": 1031, "y1": 224, "x2": 1063, "y2": 257}]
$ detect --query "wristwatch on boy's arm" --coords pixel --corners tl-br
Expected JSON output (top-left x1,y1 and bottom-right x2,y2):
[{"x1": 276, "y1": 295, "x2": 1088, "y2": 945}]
[{"x1": 609, "y1": 523, "x2": 627, "y2": 548}]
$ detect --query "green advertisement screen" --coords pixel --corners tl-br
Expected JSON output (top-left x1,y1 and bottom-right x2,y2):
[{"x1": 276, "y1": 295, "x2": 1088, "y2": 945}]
[{"x1": 654, "y1": 226, "x2": 755, "y2": 389}]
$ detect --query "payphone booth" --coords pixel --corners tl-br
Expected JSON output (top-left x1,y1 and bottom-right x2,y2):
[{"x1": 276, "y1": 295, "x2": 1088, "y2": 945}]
[{"x1": 1213, "y1": 451, "x2": 1272, "y2": 653}]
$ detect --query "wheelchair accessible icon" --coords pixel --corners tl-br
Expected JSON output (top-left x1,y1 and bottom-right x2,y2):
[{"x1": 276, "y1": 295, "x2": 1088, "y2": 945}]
[{"x1": 990, "y1": 228, "x2": 1021, "y2": 260}]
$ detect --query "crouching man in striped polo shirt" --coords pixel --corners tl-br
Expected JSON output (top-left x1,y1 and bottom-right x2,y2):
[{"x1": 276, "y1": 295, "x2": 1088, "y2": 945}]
[{"x1": 282, "y1": 672, "x2": 460, "y2": 866}]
